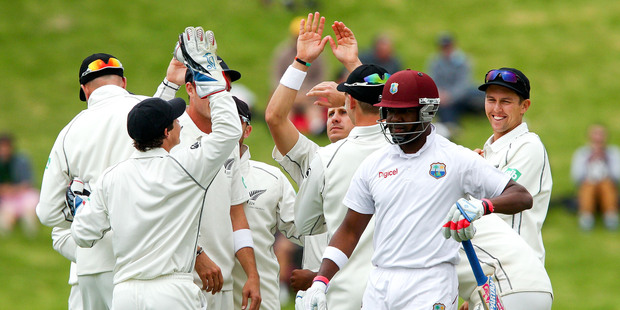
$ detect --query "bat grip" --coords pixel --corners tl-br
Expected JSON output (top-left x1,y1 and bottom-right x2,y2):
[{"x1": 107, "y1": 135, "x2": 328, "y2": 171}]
[{"x1": 462, "y1": 240, "x2": 487, "y2": 286}]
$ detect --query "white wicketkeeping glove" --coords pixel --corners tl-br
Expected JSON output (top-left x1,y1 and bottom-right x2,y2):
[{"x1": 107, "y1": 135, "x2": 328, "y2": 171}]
[
  {"x1": 63, "y1": 178, "x2": 91, "y2": 222},
  {"x1": 177, "y1": 26, "x2": 228, "y2": 98},
  {"x1": 302, "y1": 281, "x2": 327, "y2": 310},
  {"x1": 442, "y1": 197, "x2": 492, "y2": 242},
  {"x1": 294, "y1": 290, "x2": 306, "y2": 310}
]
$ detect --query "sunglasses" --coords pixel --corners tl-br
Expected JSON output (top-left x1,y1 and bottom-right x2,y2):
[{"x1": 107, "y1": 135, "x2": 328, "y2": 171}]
[
  {"x1": 81, "y1": 58, "x2": 123, "y2": 78},
  {"x1": 484, "y1": 69, "x2": 519, "y2": 84},
  {"x1": 240, "y1": 115, "x2": 250, "y2": 125},
  {"x1": 344, "y1": 73, "x2": 391, "y2": 87}
]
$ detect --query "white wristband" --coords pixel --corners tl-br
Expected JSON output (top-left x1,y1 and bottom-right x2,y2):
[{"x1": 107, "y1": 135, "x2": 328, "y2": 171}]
[
  {"x1": 322, "y1": 246, "x2": 349, "y2": 270},
  {"x1": 233, "y1": 229, "x2": 254, "y2": 253},
  {"x1": 279, "y1": 65, "x2": 307, "y2": 91}
]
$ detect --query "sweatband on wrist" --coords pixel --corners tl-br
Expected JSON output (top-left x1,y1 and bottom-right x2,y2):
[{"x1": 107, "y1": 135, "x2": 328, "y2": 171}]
[
  {"x1": 322, "y1": 246, "x2": 349, "y2": 270},
  {"x1": 313, "y1": 275, "x2": 329, "y2": 286},
  {"x1": 295, "y1": 57, "x2": 311, "y2": 67},
  {"x1": 279, "y1": 65, "x2": 307, "y2": 91},
  {"x1": 196, "y1": 247, "x2": 204, "y2": 257},
  {"x1": 482, "y1": 198, "x2": 494, "y2": 214},
  {"x1": 233, "y1": 229, "x2": 254, "y2": 253},
  {"x1": 163, "y1": 78, "x2": 180, "y2": 91}
]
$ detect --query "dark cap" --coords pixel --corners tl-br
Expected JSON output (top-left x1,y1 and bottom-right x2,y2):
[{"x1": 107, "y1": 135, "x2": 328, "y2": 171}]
[
  {"x1": 233, "y1": 96, "x2": 251, "y2": 123},
  {"x1": 336, "y1": 64, "x2": 389, "y2": 104},
  {"x1": 437, "y1": 32, "x2": 454, "y2": 47},
  {"x1": 478, "y1": 67, "x2": 530, "y2": 99},
  {"x1": 376, "y1": 69, "x2": 439, "y2": 108},
  {"x1": 127, "y1": 97, "x2": 186, "y2": 142},
  {"x1": 79, "y1": 53, "x2": 124, "y2": 101},
  {"x1": 185, "y1": 56, "x2": 240, "y2": 84}
]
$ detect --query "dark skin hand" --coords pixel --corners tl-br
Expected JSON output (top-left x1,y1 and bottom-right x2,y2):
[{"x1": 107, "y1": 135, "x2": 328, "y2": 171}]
[{"x1": 290, "y1": 269, "x2": 317, "y2": 291}]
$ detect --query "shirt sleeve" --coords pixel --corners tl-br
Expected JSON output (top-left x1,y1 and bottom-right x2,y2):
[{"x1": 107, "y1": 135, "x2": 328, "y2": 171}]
[
  {"x1": 276, "y1": 170, "x2": 303, "y2": 246},
  {"x1": 503, "y1": 137, "x2": 549, "y2": 197},
  {"x1": 294, "y1": 156, "x2": 327, "y2": 235},
  {"x1": 71, "y1": 184, "x2": 111, "y2": 248},
  {"x1": 52, "y1": 227, "x2": 77, "y2": 262},
  {"x1": 36, "y1": 128, "x2": 73, "y2": 228},
  {"x1": 272, "y1": 133, "x2": 319, "y2": 186},
  {"x1": 463, "y1": 150, "x2": 511, "y2": 199},
  {"x1": 230, "y1": 147, "x2": 250, "y2": 205}
]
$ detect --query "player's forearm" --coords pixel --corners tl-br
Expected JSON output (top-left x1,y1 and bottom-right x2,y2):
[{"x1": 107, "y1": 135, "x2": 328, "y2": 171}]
[
  {"x1": 236, "y1": 247, "x2": 260, "y2": 280},
  {"x1": 52, "y1": 227, "x2": 78, "y2": 262},
  {"x1": 491, "y1": 180, "x2": 533, "y2": 214}
]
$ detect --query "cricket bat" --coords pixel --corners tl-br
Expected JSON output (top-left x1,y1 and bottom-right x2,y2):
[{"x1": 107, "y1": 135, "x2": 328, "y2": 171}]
[{"x1": 462, "y1": 240, "x2": 505, "y2": 310}]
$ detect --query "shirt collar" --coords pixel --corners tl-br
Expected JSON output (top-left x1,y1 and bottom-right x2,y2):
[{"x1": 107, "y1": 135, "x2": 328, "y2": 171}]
[
  {"x1": 347, "y1": 124, "x2": 382, "y2": 139},
  {"x1": 485, "y1": 122, "x2": 529, "y2": 151},
  {"x1": 87, "y1": 85, "x2": 130, "y2": 108},
  {"x1": 240, "y1": 144, "x2": 251, "y2": 175},
  {"x1": 388, "y1": 124, "x2": 436, "y2": 159},
  {"x1": 131, "y1": 147, "x2": 169, "y2": 159}
]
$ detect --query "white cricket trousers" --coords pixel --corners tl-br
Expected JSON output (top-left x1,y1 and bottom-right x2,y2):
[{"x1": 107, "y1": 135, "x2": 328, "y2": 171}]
[
  {"x1": 362, "y1": 263, "x2": 458, "y2": 310},
  {"x1": 78, "y1": 271, "x2": 113, "y2": 310},
  {"x1": 113, "y1": 273, "x2": 206, "y2": 310}
]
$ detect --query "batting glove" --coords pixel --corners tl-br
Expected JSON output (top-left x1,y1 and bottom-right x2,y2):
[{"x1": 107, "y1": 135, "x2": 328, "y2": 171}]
[
  {"x1": 294, "y1": 290, "x2": 305, "y2": 310},
  {"x1": 64, "y1": 178, "x2": 91, "y2": 221},
  {"x1": 177, "y1": 27, "x2": 229, "y2": 98},
  {"x1": 302, "y1": 281, "x2": 327, "y2": 310},
  {"x1": 442, "y1": 197, "x2": 493, "y2": 242}
]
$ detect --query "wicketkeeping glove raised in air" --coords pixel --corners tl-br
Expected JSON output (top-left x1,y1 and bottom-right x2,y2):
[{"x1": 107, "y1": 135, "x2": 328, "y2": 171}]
[
  {"x1": 64, "y1": 178, "x2": 91, "y2": 222},
  {"x1": 177, "y1": 26, "x2": 229, "y2": 98},
  {"x1": 442, "y1": 197, "x2": 493, "y2": 242}
]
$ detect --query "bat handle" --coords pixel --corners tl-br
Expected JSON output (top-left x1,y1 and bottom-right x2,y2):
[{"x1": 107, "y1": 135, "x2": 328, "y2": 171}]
[{"x1": 462, "y1": 240, "x2": 487, "y2": 286}]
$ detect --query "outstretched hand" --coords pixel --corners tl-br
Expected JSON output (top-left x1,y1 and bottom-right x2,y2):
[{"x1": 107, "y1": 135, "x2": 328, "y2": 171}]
[
  {"x1": 306, "y1": 81, "x2": 345, "y2": 108},
  {"x1": 296, "y1": 12, "x2": 330, "y2": 64},
  {"x1": 328, "y1": 21, "x2": 361, "y2": 70}
]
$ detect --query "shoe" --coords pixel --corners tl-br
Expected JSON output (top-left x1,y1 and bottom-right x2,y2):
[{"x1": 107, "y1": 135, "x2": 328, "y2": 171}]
[
  {"x1": 603, "y1": 213, "x2": 619, "y2": 231},
  {"x1": 579, "y1": 213, "x2": 595, "y2": 231}
]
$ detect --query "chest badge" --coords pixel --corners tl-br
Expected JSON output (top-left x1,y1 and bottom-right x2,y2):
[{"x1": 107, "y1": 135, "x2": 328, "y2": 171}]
[{"x1": 429, "y1": 162, "x2": 447, "y2": 179}]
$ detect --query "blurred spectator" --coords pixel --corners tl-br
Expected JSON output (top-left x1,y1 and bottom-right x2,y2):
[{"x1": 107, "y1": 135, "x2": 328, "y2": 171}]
[
  {"x1": 427, "y1": 32, "x2": 484, "y2": 129},
  {"x1": 359, "y1": 33, "x2": 403, "y2": 74},
  {"x1": 0, "y1": 133, "x2": 39, "y2": 237},
  {"x1": 571, "y1": 124, "x2": 620, "y2": 231},
  {"x1": 272, "y1": 16, "x2": 328, "y2": 135}
]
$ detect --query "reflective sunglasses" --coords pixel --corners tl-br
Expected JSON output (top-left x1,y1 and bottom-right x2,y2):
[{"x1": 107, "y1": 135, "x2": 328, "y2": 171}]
[
  {"x1": 344, "y1": 73, "x2": 391, "y2": 87},
  {"x1": 240, "y1": 115, "x2": 250, "y2": 125},
  {"x1": 484, "y1": 69, "x2": 519, "y2": 84},
  {"x1": 81, "y1": 58, "x2": 123, "y2": 78}
]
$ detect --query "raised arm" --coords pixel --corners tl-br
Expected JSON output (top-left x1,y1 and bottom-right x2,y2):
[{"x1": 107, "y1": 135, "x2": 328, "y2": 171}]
[{"x1": 265, "y1": 12, "x2": 330, "y2": 156}]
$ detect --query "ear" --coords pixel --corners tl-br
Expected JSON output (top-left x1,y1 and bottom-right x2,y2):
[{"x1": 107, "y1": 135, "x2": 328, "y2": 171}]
[
  {"x1": 521, "y1": 99, "x2": 531, "y2": 115},
  {"x1": 121, "y1": 77, "x2": 127, "y2": 89},
  {"x1": 185, "y1": 82, "x2": 194, "y2": 97},
  {"x1": 243, "y1": 124, "x2": 252, "y2": 139},
  {"x1": 346, "y1": 94, "x2": 357, "y2": 110}
]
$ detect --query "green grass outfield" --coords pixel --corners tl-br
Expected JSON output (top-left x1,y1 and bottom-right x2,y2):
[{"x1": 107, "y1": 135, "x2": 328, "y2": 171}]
[{"x1": 1, "y1": 0, "x2": 620, "y2": 308}]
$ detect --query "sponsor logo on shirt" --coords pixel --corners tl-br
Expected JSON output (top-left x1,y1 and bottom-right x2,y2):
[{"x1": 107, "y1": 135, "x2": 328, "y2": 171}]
[
  {"x1": 433, "y1": 303, "x2": 445, "y2": 310},
  {"x1": 190, "y1": 141, "x2": 200, "y2": 149},
  {"x1": 505, "y1": 168, "x2": 521, "y2": 181},
  {"x1": 378, "y1": 168, "x2": 398, "y2": 179},
  {"x1": 429, "y1": 162, "x2": 446, "y2": 179}
]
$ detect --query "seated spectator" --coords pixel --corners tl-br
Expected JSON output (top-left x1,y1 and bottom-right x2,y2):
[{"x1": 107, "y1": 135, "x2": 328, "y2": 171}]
[
  {"x1": 571, "y1": 124, "x2": 620, "y2": 231},
  {"x1": 0, "y1": 133, "x2": 39, "y2": 237},
  {"x1": 427, "y1": 32, "x2": 484, "y2": 130},
  {"x1": 359, "y1": 33, "x2": 402, "y2": 74}
]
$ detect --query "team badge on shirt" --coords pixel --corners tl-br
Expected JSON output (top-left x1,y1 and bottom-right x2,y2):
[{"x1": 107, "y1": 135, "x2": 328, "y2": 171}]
[
  {"x1": 505, "y1": 168, "x2": 522, "y2": 181},
  {"x1": 223, "y1": 158, "x2": 235, "y2": 176},
  {"x1": 389, "y1": 82, "x2": 399, "y2": 94},
  {"x1": 429, "y1": 162, "x2": 446, "y2": 179},
  {"x1": 432, "y1": 303, "x2": 445, "y2": 310},
  {"x1": 247, "y1": 189, "x2": 266, "y2": 209}
]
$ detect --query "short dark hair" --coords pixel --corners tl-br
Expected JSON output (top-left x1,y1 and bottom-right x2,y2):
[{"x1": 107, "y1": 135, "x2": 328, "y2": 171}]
[{"x1": 132, "y1": 123, "x2": 174, "y2": 152}]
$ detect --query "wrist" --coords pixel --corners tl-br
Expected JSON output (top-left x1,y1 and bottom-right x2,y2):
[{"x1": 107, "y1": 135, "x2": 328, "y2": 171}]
[
  {"x1": 290, "y1": 59, "x2": 310, "y2": 72},
  {"x1": 294, "y1": 57, "x2": 311, "y2": 67},
  {"x1": 280, "y1": 65, "x2": 307, "y2": 90},
  {"x1": 481, "y1": 198, "x2": 494, "y2": 214},
  {"x1": 196, "y1": 246, "x2": 204, "y2": 257}
]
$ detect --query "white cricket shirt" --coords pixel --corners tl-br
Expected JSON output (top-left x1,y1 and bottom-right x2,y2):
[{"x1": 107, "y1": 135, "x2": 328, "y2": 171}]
[
  {"x1": 482, "y1": 122, "x2": 552, "y2": 263},
  {"x1": 173, "y1": 111, "x2": 250, "y2": 291},
  {"x1": 272, "y1": 132, "x2": 319, "y2": 186},
  {"x1": 71, "y1": 92, "x2": 241, "y2": 284},
  {"x1": 295, "y1": 124, "x2": 387, "y2": 310},
  {"x1": 231, "y1": 145, "x2": 300, "y2": 310},
  {"x1": 344, "y1": 127, "x2": 511, "y2": 268},
  {"x1": 457, "y1": 214, "x2": 553, "y2": 302},
  {"x1": 37, "y1": 85, "x2": 148, "y2": 275}
]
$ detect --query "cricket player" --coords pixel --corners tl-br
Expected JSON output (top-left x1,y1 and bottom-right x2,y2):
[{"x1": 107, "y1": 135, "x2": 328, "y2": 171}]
[
  {"x1": 301, "y1": 69, "x2": 533, "y2": 310},
  {"x1": 155, "y1": 26, "x2": 260, "y2": 310},
  {"x1": 455, "y1": 214, "x2": 553, "y2": 310},
  {"x1": 71, "y1": 86, "x2": 241, "y2": 309},
  {"x1": 264, "y1": 13, "x2": 360, "y2": 274},
  {"x1": 477, "y1": 67, "x2": 552, "y2": 263},
  {"x1": 292, "y1": 63, "x2": 389, "y2": 310},
  {"x1": 229, "y1": 97, "x2": 302, "y2": 310},
  {"x1": 36, "y1": 52, "x2": 149, "y2": 310}
]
